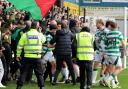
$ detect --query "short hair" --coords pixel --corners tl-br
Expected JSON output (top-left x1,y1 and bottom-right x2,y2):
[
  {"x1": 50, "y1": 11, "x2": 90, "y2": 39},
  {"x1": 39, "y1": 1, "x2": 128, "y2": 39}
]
[
  {"x1": 107, "y1": 21, "x2": 117, "y2": 29},
  {"x1": 49, "y1": 24, "x2": 57, "y2": 30},
  {"x1": 69, "y1": 19, "x2": 77, "y2": 29},
  {"x1": 61, "y1": 20, "x2": 68, "y2": 29},
  {"x1": 57, "y1": 20, "x2": 62, "y2": 25},
  {"x1": 105, "y1": 21, "x2": 112, "y2": 28},
  {"x1": 50, "y1": 20, "x2": 57, "y2": 25},
  {"x1": 96, "y1": 19, "x2": 105, "y2": 26},
  {"x1": 81, "y1": 27, "x2": 90, "y2": 32},
  {"x1": 31, "y1": 20, "x2": 39, "y2": 29}
]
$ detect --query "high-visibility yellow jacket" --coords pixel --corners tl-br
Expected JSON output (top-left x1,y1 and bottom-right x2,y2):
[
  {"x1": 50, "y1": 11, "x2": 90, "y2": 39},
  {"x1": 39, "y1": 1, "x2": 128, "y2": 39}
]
[
  {"x1": 17, "y1": 29, "x2": 46, "y2": 58},
  {"x1": 76, "y1": 32, "x2": 94, "y2": 61}
]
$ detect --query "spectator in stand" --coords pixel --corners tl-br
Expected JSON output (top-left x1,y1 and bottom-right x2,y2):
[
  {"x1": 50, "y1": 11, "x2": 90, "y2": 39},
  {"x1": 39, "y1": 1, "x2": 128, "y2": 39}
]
[{"x1": 2, "y1": 21, "x2": 12, "y2": 83}]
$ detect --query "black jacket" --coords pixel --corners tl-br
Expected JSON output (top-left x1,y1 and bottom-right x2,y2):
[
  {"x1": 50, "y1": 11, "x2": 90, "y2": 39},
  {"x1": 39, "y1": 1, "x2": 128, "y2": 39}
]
[{"x1": 55, "y1": 28, "x2": 74, "y2": 55}]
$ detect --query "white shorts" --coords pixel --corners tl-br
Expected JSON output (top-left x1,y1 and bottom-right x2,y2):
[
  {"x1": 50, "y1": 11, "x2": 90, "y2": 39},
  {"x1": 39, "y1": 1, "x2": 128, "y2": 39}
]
[
  {"x1": 106, "y1": 56, "x2": 122, "y2": 67},
  {"x1": 43, "y1": 51, "x2": 55, "y2": 62},
  {"x1": 94, "y1": 52, "x2": 104, "y2": 62}
]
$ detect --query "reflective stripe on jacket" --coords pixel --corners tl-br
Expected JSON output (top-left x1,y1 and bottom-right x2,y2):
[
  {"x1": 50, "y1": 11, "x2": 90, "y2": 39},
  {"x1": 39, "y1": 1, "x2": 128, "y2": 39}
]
[
  {"x1": 17, "y1": 29, "x2": 46, "y2": 58},
  {"x1": 76, "y1": 32, "x2": 94, "y2": 60}
]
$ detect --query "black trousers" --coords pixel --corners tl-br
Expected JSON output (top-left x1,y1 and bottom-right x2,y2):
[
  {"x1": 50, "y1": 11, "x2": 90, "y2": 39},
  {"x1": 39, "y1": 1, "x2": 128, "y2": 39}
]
[
  {"x1": 54, "y1": 54, "x2": 76, "y2": 84},
  {"x1": 10, "y1": 50, "x2": 26, "y2": 80},
  {"x1": 78, "y1": 61, "x2": 93, "y2": 89},
  {"x1": 3, "y1": 42, "x2": 12, "y2": 80},
  {"x1": 17, "y1": 58, "x2": 44, "y2": 87},
  {"x1": 44, "y1": 62, "x2": 52, "y2": 82},
  {"x1": 1, "y1": 55, "x2": 7, "y2": 84}
]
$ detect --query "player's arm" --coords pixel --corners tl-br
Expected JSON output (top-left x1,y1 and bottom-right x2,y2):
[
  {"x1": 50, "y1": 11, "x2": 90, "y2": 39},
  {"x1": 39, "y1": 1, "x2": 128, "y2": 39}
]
[
  {"x1": 94, "y1": 32, "x2": 100, "y2": 50},
  {"x1": 120, "y1": 33, "x2": 127, "y2": 56},
  {"x1": 121, "y1": 40, "x2": 127, "y2": 56},
  {"x1": 41, "y1": 34, "x2": 46, "y2": 44},
  {"x1": 47, "y1": 34, "x2": 56, "y2": 48}
]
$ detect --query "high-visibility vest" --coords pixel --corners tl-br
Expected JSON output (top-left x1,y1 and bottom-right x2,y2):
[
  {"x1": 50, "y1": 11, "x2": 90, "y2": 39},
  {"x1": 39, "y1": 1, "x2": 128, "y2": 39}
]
[
  {"x1": 76, "y1": 32, "x2": 94, "y2": 61},
  {"x1": 17, "y1": 29, "x2": 46, "y2": 58}
]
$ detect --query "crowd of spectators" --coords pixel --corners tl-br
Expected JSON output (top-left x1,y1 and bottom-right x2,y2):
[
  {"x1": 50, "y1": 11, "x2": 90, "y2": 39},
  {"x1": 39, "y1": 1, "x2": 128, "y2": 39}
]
[{"x1": 0, "y1": 0, "x2": 86, "y2": 87}]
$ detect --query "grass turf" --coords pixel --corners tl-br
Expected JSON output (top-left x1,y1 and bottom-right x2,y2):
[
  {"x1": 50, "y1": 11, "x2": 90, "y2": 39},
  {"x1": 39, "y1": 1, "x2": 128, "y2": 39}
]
[{"x1": 1, "y1": 68, "x2": 128, "y2": 89}]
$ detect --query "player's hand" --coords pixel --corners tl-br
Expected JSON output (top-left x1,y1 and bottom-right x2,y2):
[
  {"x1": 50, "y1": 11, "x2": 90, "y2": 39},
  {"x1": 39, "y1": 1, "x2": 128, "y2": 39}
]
[
  {"x1": 16, "y1": 57, "x2": 21, "y2": 62},
  {"x1": 47, "y1": 44, "x2": 54, "y2": 48}
]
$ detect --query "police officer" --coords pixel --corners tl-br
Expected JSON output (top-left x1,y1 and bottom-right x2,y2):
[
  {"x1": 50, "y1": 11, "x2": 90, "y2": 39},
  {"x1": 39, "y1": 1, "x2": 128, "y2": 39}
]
[
  {"x1": 76, "y1": 27, "x2": 94, "y2": 89},
  {"x1": 16, "y1": 21, "x2": 46, "y2": 89}
]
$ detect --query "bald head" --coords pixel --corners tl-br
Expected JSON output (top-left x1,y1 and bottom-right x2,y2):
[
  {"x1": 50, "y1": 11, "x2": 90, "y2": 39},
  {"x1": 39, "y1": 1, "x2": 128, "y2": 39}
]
[
  {"x1": 25, "y1": 20, "x2": 32, "y2": 28},
  {"x1": 50, "y1": 20, "x2": 57, "y2": 25}
]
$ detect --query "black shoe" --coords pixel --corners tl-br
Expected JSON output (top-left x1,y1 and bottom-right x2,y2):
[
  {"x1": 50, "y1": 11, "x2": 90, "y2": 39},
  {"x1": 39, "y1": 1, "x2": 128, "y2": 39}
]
[
  {"x1": 76, "y1": 77, "x2": 80, "y2": 83},
  {"x1": 51, "y1": 82, "x2": 56, "y2": 86},
  {"x1": 86, "y1": 86, "x2": 91, "y2": 89},
  {"x1": 73, "y1": 82, "x2": 76, "y2": 85},
  {"x1": 80, "y1": 86, "x2": 85, "y2": 89},
  {"x1": 16, "y1": 86, "x2": 22, "y2": 89},
  {"x1": 40, "y1": 87, "x2": 45, "y2": 89},
  {"x1": 65, "y1": 79, "x2": 71, "y2": 84},
  {"x1": 72, "y1": 80, "x2": 76, "y2": 85},
  {"x1": 1, "y1": 81, "x2": 7, "y2": 86}
]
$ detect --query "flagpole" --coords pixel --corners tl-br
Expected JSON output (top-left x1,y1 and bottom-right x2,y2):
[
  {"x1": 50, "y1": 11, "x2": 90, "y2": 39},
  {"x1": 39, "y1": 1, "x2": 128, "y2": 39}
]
[
  {"x1": 83, "y1": 8, "x2": 86, "y2": 23},
  {"x1": 67, "y1": 7, "x2": 69, "y2": 20}
]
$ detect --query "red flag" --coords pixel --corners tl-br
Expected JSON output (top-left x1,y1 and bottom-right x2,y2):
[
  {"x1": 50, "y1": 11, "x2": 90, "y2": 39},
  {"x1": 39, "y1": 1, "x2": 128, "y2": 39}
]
[
  {"x1": 8, "y1": 0, "x2": 56, "y2": 19},
  {"x1": 36, "y1": 0, "x2": 56, "y2": 17}
]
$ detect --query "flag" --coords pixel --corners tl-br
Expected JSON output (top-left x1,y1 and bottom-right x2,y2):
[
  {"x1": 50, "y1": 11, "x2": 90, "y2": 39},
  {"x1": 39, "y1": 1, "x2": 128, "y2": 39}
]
[{"x1": 7, "y1": 0, "x2": 56, "y2": 20}]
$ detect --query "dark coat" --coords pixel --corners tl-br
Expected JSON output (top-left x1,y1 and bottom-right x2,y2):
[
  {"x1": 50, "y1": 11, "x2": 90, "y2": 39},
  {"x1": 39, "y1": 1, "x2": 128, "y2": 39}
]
[{"x1": 55, "y1": 28, "x2": 74, "y2": 55}]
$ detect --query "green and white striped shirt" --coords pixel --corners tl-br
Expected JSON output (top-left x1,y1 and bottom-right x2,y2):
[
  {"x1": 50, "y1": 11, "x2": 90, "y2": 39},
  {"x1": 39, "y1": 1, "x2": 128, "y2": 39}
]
[
  {"x1": 95, "y1": 28, "x2": 109, "y2": 52},
  {"x1": 43, "y1": 31, "x2": 54, "y2": 53},
  {"x1": 106, "y1": 30, "x2": 124, "y2": 56}
]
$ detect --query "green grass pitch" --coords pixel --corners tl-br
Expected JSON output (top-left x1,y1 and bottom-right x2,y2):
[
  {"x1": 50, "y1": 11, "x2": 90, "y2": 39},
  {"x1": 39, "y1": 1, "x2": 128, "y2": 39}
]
[{"x1": 1, "y1": 68, "x2": 128, "y2": 89}]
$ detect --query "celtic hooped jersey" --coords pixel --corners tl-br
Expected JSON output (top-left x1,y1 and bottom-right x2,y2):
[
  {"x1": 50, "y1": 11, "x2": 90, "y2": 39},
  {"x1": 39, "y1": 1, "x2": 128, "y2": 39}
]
[
  {"x1": 106, "y1": 30, "x2": 124, "y2": 56},
  {"x1": 43, "y1": 31, "x2": 54, "y2": 53},
  {"x1": 95, "y1": 28, "x2": 109, "y2": 52}
]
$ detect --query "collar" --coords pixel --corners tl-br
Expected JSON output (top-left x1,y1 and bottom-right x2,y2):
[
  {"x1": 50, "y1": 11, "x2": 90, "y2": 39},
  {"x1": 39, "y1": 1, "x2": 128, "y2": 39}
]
[{"x1": 30, "y1": 29, "x2": 38, "y2": 32}]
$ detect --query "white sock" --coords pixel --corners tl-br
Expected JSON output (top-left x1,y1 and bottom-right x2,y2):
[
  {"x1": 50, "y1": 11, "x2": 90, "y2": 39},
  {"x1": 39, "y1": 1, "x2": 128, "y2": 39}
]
[
  {"x1": 92, "y1": 70, "x2": 98, "y2": 83},
  {"x1": 115, "y1": 76, "x2": 118, "y2": 82},
  {"x1": 62, "y1": 67, "x2": 69, "y2": 80},
  {"x1": 100, "y1": 74, "x2": 105, "y2": 82},
  {"x1": 111, "y1": 79, "x2": 116, "y2": 86},
  {"x1": 108, "y1": 75, "x2": 113, "y2": 81},
  {"x1": 52, "y1": 76, "x2": 54, "y2": 82}
]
